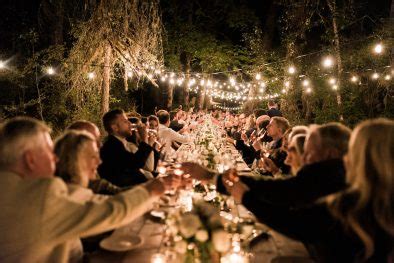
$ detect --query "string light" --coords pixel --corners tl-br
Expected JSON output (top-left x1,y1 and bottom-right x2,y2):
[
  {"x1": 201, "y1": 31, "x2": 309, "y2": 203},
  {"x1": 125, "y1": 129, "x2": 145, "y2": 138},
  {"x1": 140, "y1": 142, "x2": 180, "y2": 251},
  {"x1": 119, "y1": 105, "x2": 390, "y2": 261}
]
[
  {"x1": 0, "y1": 61, "x2": 5, "y2": 69},
  {"x1": 169, "y1": 78, "x2": 175, "y2": 85},
  {"x1": 87, "y1": 72, "x2": 95, "y2": 79},
  {"x1": 46, "y1": 67, "x2": 55, "y2": 75},
  {"x1": 373, "y1": 43, "x2": 383, "y2": 54},
  {"x1": 127, "y1": 71, "x2": 133, "y2": 78},
  {"x1": 384, "y1": 75, "x2": 392, "y2": 80},
  {"x1": 284, "y1": 81, "x2": 290, "y2": 88},
  {"x1": 322, "y1": 57, "x2": 334, "y2": 68},
  {"x1": 288, "y1": 66, "x2": 296, "y2": 74},
  {"x1": 328, "y1": 78, "x2": 336, "y2": 85},
  {"x1": 350, "y1": 76, "x2": 358, "y2": 82},
  {"x1": 371, "y1": 73, "x2": 379, "y2": 80},
  {"x1": 332, "y1": 84, "x2": 338, "y2": 90},
  {"x1": 302, "y1": 79, "x2": 310, "y2": 87},
  {"x1": 306, "y1": 87, "x2": 312, "y2": 93},
  {"x1": 255, "y1": 73, "x2": 261, "y2": 80}
]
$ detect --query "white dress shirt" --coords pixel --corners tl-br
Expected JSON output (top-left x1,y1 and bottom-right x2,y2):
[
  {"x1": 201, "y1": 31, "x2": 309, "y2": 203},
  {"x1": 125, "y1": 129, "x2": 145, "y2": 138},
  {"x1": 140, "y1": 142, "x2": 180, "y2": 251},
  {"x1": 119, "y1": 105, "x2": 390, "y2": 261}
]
[{"x1": 158, "y1": 124, "x2": 190, "y2": 156}]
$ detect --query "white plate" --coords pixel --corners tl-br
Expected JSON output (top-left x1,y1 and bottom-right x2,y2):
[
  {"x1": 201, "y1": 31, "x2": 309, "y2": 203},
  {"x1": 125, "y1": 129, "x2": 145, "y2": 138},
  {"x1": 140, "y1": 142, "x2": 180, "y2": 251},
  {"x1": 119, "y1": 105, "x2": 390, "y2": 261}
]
[{"x1": 100, "y1": 235, "x2": 143, "y2": 252}]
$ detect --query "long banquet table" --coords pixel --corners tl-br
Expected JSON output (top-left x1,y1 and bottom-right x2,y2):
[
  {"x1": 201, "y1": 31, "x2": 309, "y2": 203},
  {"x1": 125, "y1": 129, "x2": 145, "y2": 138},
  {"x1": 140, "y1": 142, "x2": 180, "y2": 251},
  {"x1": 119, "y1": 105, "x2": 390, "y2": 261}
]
[{"x1": 89, "y1": 125, "x2": 313, "y2": 263}]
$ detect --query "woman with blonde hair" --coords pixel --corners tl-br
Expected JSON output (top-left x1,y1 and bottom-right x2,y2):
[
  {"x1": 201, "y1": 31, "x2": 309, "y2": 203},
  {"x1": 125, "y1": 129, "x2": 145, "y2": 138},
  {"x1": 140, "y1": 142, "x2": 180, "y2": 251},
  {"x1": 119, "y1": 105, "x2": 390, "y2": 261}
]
[
  {"x1": 284, "y1": 134, "x2": 306, "y2": 175},
  {"x1": 230, "y1": 118, "x2": 393, "y2": 262}
]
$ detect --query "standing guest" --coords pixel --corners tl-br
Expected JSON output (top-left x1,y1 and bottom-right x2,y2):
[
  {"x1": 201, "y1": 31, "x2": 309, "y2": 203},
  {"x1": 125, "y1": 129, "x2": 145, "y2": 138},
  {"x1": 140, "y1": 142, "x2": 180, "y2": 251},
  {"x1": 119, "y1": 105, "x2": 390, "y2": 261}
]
[
  {"x1": 66, "y1": 120, "x2": 122, "y2": 195},
  {"x1": 0, "y1": 117, "x2": 177, "y2": 263},
  {"x1": 98, "y1": 109, "x2": 155, "y2": 187},
  {"x1": 266, "y1": 100, "x2": 282, "y2": 117},
  {"x1": 157, "y1": 110, "x2": 190, "y2": 157}
]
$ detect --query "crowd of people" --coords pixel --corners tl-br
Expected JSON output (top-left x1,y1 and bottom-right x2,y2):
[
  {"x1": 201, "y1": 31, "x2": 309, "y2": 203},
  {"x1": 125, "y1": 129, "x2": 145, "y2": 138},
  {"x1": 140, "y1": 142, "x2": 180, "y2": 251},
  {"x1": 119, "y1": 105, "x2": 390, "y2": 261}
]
[{"x1": 0, "y1": 101, "x2": 392, "y2": 262}]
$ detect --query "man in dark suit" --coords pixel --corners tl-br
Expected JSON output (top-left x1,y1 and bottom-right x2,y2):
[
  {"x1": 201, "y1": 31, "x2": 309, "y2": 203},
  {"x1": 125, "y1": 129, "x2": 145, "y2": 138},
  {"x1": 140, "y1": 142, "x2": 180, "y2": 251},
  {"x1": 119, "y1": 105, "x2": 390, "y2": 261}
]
[
  {"x1": 98, "y1": 109, "x2": 155, "y2": 187},
  {"x1": 266, "y1": 100, "x2": 282, "y2": 117}
]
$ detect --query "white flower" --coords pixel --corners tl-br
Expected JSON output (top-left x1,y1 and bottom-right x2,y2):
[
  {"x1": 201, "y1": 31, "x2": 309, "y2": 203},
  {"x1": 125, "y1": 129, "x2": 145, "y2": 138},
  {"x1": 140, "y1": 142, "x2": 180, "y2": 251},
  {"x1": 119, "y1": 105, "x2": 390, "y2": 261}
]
[
  {"x1": 212, "y1": 230, "x2": 231, "y2": 253},
  {"x1": 174, "y1": 240, "x2": 187, "y2": 254},
  {"x1": 179, "y1": 213, "x2": 202, "y2": 238},
  {"x1": 195, "y1": 229, "x2": 209, "y2": 242}
]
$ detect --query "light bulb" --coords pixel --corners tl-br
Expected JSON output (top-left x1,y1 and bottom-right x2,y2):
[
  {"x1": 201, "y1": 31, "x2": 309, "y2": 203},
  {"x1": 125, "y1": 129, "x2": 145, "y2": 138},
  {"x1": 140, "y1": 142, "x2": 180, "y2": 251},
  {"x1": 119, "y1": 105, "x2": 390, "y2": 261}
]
[
  {"x1": 332, "y1": 84, "x2": 338, "y2": 90},
  {"x1": 302, "y1": 79, "x2": 310, "y2": 87},
  {"x1": 127, "y1": 71, "x2": 133, "y2": 78},
  {"x1": 46, "y1": 67, "x2": 55, "y2": 75},
  {"x1": 306, "y1": 87, "x2": 312, "y2": 93},
  {"x1": 371, "y1": 73, "x2": 379, "y2": 80},
  {"x1": 350, "y1": 76, "x2": 358, "y2": 82},
  {"x1": 87, "y1": 72, "x2": 95, "y2": 79},
  {"x1": 0, "y1": 61, "x2": 5, "y2": 69},
  {"x1": 374, "y1": 43, "x2": 383, "y2": 54},
  {"x1": 288, "y1": 66, "x2": 296, "y2": 74},
  {"x1": 322, "y1": 57, "x2": 334, "y2": 68},
  {"x1": 255, "y1": 73, "x2": 261, "y2": 80},
  {"x1": 328, "y1": 78, "x2": 336, "y2": 85},
  {"x1": 384, "y1": 75, "x2": 391, "y2": 80}
]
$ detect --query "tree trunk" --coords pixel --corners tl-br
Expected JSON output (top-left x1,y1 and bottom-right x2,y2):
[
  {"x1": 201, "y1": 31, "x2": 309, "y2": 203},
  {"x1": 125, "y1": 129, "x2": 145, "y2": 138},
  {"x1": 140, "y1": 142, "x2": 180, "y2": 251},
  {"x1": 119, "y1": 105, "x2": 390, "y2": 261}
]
[
  {"x1": 197, "y1": 86, "x2": 206, "y2": 110},
  {"x1": 166, "y1": 84, "x2": 174, "y2": 110},
  {"x1": 327, "y1": 0, "x2": 344, "y2": 120},
  {"x1": 123, "y1": 63, "x2": 129, "y2": 91},
  {"x1": 101, "y1": 44, "x2": 112, "y2": 115},
  {"x1": 262, "y1": 2, "x2": 278, "y2": 50},
  {"x1": 38, "y1": 0, "x2": 64, "y2": 45},
  {"x1": 183, "y1": 55, "x2": 191, "y2": 109}
]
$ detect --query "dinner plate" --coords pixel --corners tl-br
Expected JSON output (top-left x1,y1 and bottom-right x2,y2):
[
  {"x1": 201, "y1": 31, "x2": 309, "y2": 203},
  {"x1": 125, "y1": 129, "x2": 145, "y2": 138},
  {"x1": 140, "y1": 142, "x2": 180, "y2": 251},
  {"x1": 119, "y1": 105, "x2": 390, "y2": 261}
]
[{"x1": 100, "y1": 234, "x2": 143, "y2": 252}]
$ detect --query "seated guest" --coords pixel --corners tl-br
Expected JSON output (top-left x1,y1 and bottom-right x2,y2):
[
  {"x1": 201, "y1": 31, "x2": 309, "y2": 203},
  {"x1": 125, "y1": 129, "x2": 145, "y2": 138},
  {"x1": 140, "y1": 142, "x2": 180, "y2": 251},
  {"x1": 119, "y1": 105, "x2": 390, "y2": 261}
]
[
  {"x1": 261, "y1": 125, "x2": 308, "y2": 177},
  {"x1": 157, "y1": 109, "x2": 190, "y2": 157},
  {"x1": 98, "y1": 109, "x2": 155, "y2": 187},
  {"x1": 67, "y1": 120, "x2": 122, "y2": 195},
  {"x1": 255, "y1": 116, "x2": 291, "y2": 176},
  {"x1": 55, "y1": 130, "x2": 121, "y2": 199},
  {"x1": 0, "y1": 117, "x2": 177, "y2": 263},
  {"x1": 226, "y1": 118, "x2": 394, "y2": 262},
  {"x1": 284, "y1": 134, "x2": 306, "y2": 175},
  {"x1": 169, "y1": 110, "x2": 184, "y2": 132},
  {"x1": 147, "y1": 115, "x2": 162, "y2": 171}
]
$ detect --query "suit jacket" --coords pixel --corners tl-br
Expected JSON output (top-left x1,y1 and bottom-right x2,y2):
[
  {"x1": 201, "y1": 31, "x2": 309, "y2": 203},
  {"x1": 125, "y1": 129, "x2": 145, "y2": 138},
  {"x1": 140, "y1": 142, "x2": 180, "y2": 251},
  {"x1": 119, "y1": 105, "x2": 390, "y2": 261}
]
[
  {"x1": 245, "y1": 193, "x2": 393, "y2": 263},
  {"x1": 241, "y1": 158, "x2": 347, "y2": 208},
  {"x1": 266, "y1": 108, "x2": 282, "y2": 117},
  {"x1": 0, "y1": 171, "x2": 156, "y2": 263},
  {"x1": 98, "y1": 135, "x2": 153, "y2": 187}
]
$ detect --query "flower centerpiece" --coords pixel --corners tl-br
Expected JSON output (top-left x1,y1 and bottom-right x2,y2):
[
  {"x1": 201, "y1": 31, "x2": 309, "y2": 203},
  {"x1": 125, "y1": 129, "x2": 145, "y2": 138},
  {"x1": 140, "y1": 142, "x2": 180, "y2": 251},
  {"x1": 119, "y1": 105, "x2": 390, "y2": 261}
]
[{"x1": 166, "y1": 201, "x2": 231, "y2": 263}]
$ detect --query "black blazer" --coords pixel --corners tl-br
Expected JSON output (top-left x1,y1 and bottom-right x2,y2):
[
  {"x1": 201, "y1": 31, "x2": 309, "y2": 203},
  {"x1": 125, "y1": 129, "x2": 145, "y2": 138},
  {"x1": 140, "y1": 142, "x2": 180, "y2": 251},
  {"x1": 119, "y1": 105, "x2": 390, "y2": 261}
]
[
  {"x1": 241, "y1": 158, "x2": 347, "y2": 208},
  {"x1": 245, "y1": 194, "x2": 393, "y2": 263},
  {"x1": 266, "y1": 108, "x2": 282, "y2": 117},
  {"x1": 98, "y1": 135, "x2": 153, "y2": 187}
]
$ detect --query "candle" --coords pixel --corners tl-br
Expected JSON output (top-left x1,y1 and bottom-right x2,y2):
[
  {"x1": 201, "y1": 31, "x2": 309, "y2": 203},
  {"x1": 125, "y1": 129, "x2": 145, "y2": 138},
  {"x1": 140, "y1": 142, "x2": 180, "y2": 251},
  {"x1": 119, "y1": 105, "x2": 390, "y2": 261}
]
[{"x1": 151, "y1": 253, "x2": 166, "y2": 263}]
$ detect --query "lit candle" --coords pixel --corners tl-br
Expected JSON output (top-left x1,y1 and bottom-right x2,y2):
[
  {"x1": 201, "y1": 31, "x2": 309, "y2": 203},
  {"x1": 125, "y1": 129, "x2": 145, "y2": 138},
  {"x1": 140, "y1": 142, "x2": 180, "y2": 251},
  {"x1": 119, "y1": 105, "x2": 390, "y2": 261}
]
[
  {"x1": 157, "y1": 166, "x2": 166, "y2": 175},
  {"x1": 151, "y1": 253, "x2": 166, "y2": 263}
]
